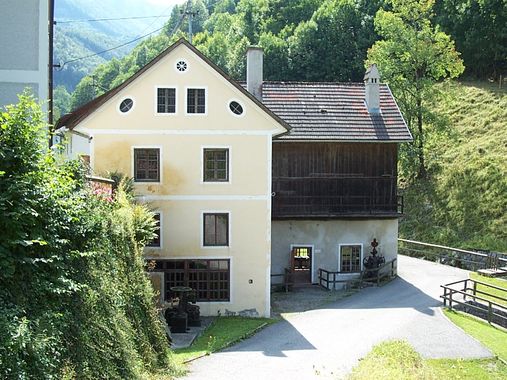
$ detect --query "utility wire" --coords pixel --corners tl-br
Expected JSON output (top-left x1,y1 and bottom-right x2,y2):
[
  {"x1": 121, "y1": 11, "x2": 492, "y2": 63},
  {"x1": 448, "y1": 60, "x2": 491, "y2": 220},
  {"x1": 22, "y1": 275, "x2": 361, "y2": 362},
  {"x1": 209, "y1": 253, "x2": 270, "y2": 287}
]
[
  {"x1": 55, "y1": 24, "x2": 166, "y2": 70},
  {"x1": 55, "y1": 15, "x2": 172, "y2": 24}
]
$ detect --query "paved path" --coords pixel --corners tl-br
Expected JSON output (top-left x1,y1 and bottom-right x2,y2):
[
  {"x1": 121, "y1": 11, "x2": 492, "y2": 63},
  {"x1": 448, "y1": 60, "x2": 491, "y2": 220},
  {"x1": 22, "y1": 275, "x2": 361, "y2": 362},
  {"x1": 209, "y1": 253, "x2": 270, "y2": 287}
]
[{"x1": 184, "y1": 256, "x2": 492, "y2": 380}]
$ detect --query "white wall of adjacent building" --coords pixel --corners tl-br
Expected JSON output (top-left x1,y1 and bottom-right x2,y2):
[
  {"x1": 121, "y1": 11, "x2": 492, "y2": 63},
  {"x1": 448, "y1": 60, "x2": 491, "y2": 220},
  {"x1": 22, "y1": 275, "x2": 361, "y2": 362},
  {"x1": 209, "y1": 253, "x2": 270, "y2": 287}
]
[{"x1": 0, "y1": 0, "x2": 49, "y2": 109}]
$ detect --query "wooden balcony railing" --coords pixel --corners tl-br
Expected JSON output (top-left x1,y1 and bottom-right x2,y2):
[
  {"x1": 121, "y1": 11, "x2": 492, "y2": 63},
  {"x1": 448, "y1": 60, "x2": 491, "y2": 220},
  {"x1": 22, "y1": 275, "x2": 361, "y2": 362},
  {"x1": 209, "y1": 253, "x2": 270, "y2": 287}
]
[{"x1": 272, "y1": 176, "x2": 401, "y2": 218}]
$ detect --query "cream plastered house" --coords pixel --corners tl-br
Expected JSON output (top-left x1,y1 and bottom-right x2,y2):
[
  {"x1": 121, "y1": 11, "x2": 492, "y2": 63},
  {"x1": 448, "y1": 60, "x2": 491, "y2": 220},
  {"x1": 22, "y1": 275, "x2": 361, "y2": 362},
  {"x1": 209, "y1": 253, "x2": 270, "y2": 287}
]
[
  {"x1": 57, "y1": 39, "x2": 289, "y2": 317},
  {"x1": 58, "y1": 38, "x2": 412, "y2": 315}
]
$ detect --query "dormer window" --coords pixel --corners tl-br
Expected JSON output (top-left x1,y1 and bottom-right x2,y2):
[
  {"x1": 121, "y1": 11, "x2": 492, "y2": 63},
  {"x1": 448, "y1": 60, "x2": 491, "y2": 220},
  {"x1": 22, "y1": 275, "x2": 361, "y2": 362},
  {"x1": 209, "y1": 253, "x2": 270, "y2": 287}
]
[
  {"x1": 187, "y1": 88, "x2": 206, "y2": 114},
  {"x1": 157, "y1": 88, "x2": 176, "y2": 114}
]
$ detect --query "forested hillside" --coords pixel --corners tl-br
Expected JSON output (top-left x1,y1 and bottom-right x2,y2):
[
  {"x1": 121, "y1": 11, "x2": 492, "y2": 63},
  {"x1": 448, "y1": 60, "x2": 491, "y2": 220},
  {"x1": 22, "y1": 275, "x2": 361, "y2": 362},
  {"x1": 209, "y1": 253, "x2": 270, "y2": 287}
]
[
  {"x1": 53, "y1": 0, "x2": 171, "y2": 95},
  {"x1": 62, "y1": 0, "x2": 507, "y2": 251},
  {"x1": 400, "y1": 81, "x2": 507, "y2": 252}
]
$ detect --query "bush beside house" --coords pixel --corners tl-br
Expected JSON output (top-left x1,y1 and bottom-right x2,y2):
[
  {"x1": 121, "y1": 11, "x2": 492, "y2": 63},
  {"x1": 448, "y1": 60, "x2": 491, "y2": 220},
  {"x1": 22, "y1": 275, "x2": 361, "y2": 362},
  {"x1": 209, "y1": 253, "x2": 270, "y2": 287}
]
[{"x1": 0, "y1": 95, "x2": 173, "y2": 378}]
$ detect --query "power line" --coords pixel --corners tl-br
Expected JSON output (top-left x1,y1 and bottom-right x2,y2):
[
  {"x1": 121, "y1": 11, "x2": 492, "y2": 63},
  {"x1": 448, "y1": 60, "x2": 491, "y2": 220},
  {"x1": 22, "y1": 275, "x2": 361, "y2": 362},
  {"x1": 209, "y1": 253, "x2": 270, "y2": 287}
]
[
  {"x1": 55, "y1": 24, "x2": 166, "y2": 70},
  {"x1": 55, "y1": 15, "x2": 172, "y2": 24}
]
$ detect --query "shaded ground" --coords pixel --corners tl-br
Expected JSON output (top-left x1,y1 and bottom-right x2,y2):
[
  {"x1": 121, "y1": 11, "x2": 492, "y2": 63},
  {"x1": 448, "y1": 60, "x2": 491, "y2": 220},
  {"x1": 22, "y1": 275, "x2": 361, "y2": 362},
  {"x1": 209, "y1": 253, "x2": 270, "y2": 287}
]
[
  {"x1": 183, "y1": 255, "x2": 492, "y2": 380},
  {"x1": 271, "y1": 285, "x2": 357, "y2": 317}
]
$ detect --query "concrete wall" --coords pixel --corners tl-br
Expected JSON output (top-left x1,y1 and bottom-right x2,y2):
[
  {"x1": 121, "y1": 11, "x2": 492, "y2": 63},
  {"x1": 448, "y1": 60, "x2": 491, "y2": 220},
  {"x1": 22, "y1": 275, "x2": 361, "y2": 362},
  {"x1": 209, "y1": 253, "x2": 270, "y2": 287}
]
[
  {"x1": 271, "y1": 219, "x2": 399, "y2": 284},
  {"x1": 0, "y1": 0, "x2": 49, "y2": 108},
  {"x1": 72, "y1": 43, "x2": 286, "y2": 317}
]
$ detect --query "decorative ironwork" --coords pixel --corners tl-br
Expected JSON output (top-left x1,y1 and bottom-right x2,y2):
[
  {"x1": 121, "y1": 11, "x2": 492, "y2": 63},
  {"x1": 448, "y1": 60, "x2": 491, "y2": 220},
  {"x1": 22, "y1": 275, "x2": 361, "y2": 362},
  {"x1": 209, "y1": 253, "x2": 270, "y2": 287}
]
[
  {"x1": 164, "y1": 286, "x2": 201, "y2": 333},
  {"x1": 362, "y1": 238, "x2": 385, "y2": 279}
]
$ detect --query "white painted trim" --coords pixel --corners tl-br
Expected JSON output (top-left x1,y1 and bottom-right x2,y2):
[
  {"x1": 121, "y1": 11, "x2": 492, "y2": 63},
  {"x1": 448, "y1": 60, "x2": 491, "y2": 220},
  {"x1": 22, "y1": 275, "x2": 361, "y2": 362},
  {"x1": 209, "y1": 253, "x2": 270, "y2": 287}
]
[
  {"x1": 90, "y1": 135, "x2": 95, "y2": 171},
  {"x1": 145, "y1": 211, "x2": 163, "y2": 250},
  {"x1": 290, "y1": 244, "x2": 316, "y2": 283},
  {"x1": 185, "y1": 86, "x2": 208, "y2": 116},
  {"x1": 87, "y1": 129, "x2": 277, "y2": 136},
  {"x1": 137, "y1": 195, "x2": 269, "y2": 201},
  {"x1": 116, "y1": 95, "x2": 135, "y2": 115},
  {"x1": 154, "y1": 85, "x2": 178, "y2": 116},
  {"x1": 200, "y1": 210, "x2": 231, "y2": 249},
  {"x1": 145, "y1": 256, "x2": 233, "y2": 305},
  {"x1": 265, "y1": 134, "x2": 272, "y2": 316},
  {"x1": 131, "y1": 146, "x2": 163, "y2": 184},
  {"x1": 200, "y1": 145, "x2": 232, "y2": 185},
  {"x1": 338, "y1": 243, "x2": 364, "y2": 273},
  {"x1": 227, "y1": 98, "x2": 246, "y2": 118},
  {"x1": 174, "y1": 58, "x2": 189, "y2": 74}
]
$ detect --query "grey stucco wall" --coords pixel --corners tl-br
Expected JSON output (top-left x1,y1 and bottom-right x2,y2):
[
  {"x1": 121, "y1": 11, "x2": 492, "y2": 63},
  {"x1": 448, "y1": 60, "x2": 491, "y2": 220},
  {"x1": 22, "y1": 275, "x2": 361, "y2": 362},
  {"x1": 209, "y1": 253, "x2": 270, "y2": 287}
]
[
  {"x1": 0, "y1": 82, "x2": 38, "y2": 107},
  {"x1": 0, "y1": 0, "x2": 39, "y2": 70},
  {"x1": 271, "y1": 219, "x2": 399, "y2": 284}
]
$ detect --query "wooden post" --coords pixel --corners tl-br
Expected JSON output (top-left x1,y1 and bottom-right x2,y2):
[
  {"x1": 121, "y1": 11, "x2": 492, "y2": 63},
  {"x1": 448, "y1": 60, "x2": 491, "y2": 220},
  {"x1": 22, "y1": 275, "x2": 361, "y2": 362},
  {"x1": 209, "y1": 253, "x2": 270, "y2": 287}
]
[
  {"x1": 488, "y1": 302, "x2": 493, "y2": 324},
  {"x1": 463, "y1": 279, "x2": 467, "y2": 302},
  {"x1": 449, "y1": 290, "x2": 453, "y2": 309},
  {"x1": 473, "y1": 281, "x2": 477, "y2": 300},
  {"x1": 443, "y1": 287, "x2": 447, "y2": 307}
]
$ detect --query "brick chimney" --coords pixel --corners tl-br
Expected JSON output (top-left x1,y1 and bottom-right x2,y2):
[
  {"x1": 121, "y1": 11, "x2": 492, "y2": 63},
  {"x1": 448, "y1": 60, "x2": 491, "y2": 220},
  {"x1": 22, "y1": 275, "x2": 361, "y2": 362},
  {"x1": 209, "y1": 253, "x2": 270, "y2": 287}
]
[
  {"x1": 246, "y1": 46, "x2": 263, "y2": 101},
  {"x1": 364, "y1": 64, "x2": 380, "y2": 114}
]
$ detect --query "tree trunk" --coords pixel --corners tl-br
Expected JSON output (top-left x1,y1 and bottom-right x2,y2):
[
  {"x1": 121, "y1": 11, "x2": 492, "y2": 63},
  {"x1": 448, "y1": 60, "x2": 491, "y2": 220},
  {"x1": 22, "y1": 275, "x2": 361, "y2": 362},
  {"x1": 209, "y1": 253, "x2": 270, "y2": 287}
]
[{"x1": 416, "y1": 97, "x2": 427, "y2": 179}]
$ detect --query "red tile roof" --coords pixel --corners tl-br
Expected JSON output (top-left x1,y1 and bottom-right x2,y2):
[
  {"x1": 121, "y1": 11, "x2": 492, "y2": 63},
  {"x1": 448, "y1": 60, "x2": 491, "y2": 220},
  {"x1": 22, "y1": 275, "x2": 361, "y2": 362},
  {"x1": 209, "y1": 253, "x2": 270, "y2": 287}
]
[{"x1": 261, "y1": 81, "x2": 412, "y2": 142}]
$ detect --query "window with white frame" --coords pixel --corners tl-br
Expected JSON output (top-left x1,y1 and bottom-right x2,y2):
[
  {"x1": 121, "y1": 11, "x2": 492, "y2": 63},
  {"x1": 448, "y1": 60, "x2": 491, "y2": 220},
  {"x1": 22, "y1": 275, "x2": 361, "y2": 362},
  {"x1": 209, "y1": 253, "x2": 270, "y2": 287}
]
[
  {"x1": 187, "y1": 88, "x2": 206, "y2": 114},
  {"x1": 340, "y1": 245, "x2": 361, "y2": 273},
  {"x1": 134, "y1": 148, "x2": 160, "y2": 182},
  {"x1": 157, "y1": 88, "x2": 176, "y2": 113},
  {"x1": 203, "y1": 213, "x2": 229, "y2": 247},
  {"x1": 203, "y1": 148, "x2": 229, "y2": 182}
]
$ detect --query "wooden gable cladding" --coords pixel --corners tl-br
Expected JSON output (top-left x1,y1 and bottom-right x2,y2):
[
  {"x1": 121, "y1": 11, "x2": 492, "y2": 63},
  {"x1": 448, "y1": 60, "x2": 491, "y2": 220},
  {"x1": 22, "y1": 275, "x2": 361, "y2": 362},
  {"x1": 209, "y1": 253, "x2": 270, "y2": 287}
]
[{"x1": 272, "y1": 142, "x2": 400, "y2": 218}]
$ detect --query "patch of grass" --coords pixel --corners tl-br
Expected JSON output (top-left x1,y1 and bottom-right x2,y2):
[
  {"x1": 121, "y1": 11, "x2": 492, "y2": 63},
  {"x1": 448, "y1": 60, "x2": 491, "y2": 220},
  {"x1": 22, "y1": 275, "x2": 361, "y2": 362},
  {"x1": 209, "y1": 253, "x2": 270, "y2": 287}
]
[
  {"x1": 428, "y1": 358, "x2": 507, "y2": 380},
  {"x1": 348, "y1": 340, "x2": 436, "y2": 380},
  {"x1": 172, "y1": 317, "x2": 274, "y2": 365},
  {"x1": 349, "y1": 339, "x2": 507, "y2": 380},
  {"x1": 443, "y1": 309, "x2": 507, "y2": 360},
  {"x1": 470, "y1": 273, "x2": 507, "y2": 307}
]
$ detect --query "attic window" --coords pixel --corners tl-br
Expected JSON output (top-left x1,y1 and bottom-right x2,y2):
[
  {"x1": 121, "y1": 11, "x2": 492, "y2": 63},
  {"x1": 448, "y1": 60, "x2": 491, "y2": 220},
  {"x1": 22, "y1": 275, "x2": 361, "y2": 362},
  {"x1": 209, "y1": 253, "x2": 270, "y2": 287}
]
[
  {"x1": 119, "y1": 98, "x2": 134, "y2": 113},
  {"x1": 176, "y1": 60, "x2": 188, "y2": 72},
  {"x1": 229, "y1": 101, "x2": 244, "y2": 116}
]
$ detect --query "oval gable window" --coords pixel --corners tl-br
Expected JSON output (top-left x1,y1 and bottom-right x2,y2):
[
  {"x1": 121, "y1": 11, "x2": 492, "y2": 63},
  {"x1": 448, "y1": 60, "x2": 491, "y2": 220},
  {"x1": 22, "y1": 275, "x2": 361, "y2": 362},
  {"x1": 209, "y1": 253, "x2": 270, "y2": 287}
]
[
  {"x1": 119, "y1": 98, "x2": 134, "y2": 113},
  {"x1": 229, "y1": 101, "x2": 244, "y2": 116}
]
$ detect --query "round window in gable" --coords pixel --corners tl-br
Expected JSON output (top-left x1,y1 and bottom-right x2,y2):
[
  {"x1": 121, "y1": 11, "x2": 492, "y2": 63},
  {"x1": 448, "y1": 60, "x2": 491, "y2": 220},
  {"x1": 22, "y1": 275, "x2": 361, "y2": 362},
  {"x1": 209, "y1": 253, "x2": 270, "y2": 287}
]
[
  {"x1": 119, "y1": 98, "x2": 134, "y2": 113},
  {"x1": 176, "y1": 60, "x2": 188, "y2": 72},
  {"x1": 229, "y1": 101, "x2": 244, "y2": 116}
]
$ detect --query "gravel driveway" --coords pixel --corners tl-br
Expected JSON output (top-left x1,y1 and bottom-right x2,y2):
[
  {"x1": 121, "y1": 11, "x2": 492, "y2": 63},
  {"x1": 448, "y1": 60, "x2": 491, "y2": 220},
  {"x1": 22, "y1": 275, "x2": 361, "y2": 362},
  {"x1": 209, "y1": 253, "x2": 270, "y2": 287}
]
[{"x1": 183, "y1": 255, "x2": 492, "y2": 379}]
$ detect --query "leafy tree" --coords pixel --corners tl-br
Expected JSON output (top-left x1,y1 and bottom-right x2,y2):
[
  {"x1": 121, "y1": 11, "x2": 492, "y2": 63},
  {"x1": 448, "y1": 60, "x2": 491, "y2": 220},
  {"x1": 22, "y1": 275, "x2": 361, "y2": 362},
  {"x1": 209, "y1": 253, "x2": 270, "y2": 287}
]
[
  {"x1": 435, "y1": 0, "x2": 507, "y2": 78},
  {"x1": 367, "y1": 0, "x2": 464, "y2": 179},
  {"x1": 70, "y1": 76, "x2": 96, "y2": 110},
  {"x1": 288, "y1": 0, "x2": 378, "y2": 82},
  {"x1": 53, "y1": 85, "x2": 72, "y2": 120}
]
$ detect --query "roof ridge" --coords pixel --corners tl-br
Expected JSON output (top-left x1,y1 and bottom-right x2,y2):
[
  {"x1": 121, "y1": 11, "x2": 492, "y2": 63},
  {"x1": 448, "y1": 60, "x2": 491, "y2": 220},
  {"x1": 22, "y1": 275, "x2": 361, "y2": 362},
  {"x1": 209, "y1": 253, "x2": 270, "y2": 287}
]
[{"x1": 263, "y1": 81, "x2": 373, "y2": 86}]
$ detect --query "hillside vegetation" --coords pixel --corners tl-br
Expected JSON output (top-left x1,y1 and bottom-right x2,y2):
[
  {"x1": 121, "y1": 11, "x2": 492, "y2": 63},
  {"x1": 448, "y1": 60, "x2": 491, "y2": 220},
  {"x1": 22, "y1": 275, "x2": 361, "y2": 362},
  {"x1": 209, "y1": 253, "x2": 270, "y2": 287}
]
[{"x1": 400, "y1": 81, "x2": 507, "y2": 252}]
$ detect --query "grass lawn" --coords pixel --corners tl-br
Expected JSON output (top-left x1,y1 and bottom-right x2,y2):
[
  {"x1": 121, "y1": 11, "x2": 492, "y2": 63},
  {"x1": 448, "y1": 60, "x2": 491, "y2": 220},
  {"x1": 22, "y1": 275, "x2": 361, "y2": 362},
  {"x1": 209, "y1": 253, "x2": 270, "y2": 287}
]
[
  {"x1": 469, "y1": 273, "x2": 507, "y2": 307},
  {"x1": 443, "y1": 309, "x2": 507, "y2": 360},
  {"x1": 349, "y1": 309, "x2": 507, "y2": 379},
  {"x1": 348, "y1": 340, "x2": 507, "y2": 380},
  {"x1": 171, "y1": 317, "x2": 274, "y2": 365}
]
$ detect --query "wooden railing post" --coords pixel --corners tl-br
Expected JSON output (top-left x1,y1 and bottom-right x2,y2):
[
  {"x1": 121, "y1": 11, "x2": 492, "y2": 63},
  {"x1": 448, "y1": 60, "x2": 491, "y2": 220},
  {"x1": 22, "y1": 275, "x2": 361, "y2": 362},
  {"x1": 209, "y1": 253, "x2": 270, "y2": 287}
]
[
  {"x1": 449, "y1": 290, "x2": 453, "y2": 309},
  {"x1": 463, "y1": 279, "x2": 468, "y2": 302},
  {"x1": 488, "y1": 302, "x2": 493, "y2": 324},
  {"x1": 443, "y1": 287, "x2": 447, "y2": 307},
  {"x1": 473, "y1": 281, "x2": 477, "y2": 300}
]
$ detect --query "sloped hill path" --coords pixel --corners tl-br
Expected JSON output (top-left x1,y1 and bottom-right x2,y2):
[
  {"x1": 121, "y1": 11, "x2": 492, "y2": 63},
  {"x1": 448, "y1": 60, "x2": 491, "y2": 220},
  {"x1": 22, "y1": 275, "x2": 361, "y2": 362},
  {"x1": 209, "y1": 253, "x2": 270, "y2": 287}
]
[{"x1": 183, "y1": 256, "x2": 492, "y2": 379}]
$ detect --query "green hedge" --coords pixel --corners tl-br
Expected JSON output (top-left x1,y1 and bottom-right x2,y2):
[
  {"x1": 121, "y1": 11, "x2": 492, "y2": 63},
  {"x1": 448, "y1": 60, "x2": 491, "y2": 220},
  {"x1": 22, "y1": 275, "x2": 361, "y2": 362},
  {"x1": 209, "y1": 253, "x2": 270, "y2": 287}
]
[{"x1": 0, "y1": 94, "x2": 172, "y2": 379}]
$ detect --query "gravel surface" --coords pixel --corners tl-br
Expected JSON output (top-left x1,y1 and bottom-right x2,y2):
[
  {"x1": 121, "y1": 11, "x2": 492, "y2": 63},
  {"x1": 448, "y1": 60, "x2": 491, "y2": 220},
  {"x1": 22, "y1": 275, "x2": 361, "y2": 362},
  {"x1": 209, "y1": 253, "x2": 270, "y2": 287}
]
[{"x1": 183, "y1": 255, "x2": 492, "y2": 380}]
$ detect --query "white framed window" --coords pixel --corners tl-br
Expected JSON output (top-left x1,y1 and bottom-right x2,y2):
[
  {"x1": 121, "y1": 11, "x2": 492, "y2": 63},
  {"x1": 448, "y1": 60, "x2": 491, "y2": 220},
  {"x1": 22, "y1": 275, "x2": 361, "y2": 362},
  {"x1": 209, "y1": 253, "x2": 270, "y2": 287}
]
[
  {"x1": 117, "y1": 96, "x2": 135, "y2": 115},
  {"x1": 339, "y1": 244, "x2": 363, "y2": 273},
  {"x1": 185, "y1": 87, "x2": 207, "y2": 115},
  {"x1": 203, "y1": 147, "x2": 230, "y2": 183},
  {"x1": 131, "y1": 146, "x2": 162, "y2": 184},
  {"x1": 227, "y1": 99, "x2": 245, "y2": 117},
  {"x1": 155, "y1": 86, "x2": 177, "y2": 114},
  {"x1": 201, "y1": 211, "x2": 230, "y2": 248}
]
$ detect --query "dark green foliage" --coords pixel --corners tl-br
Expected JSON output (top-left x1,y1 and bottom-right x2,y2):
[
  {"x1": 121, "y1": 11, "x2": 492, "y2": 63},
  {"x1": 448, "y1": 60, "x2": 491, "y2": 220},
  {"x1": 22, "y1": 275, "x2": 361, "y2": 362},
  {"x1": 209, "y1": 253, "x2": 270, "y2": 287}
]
[{"x1": 0, "y1": 95, "x2": 172, "y2": 378}]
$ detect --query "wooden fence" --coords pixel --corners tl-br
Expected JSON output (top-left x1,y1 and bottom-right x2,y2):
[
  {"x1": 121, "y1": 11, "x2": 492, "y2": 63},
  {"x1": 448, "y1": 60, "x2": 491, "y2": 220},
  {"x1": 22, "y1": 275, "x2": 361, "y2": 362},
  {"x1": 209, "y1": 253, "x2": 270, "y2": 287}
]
[
  {"x1": 398, "y1": 238, "x2": 507, "y2": 271},
  {"x1": 441, "y1": 278, "x2": 507, "y2": 326}
]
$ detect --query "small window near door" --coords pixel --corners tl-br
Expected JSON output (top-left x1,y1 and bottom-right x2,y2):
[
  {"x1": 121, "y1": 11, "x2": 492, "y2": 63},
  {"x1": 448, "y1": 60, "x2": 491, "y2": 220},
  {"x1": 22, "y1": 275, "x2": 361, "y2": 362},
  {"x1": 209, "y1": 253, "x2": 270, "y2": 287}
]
[{"x1": 340, "y1": 245, "x2": 361, "y2": 272}]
